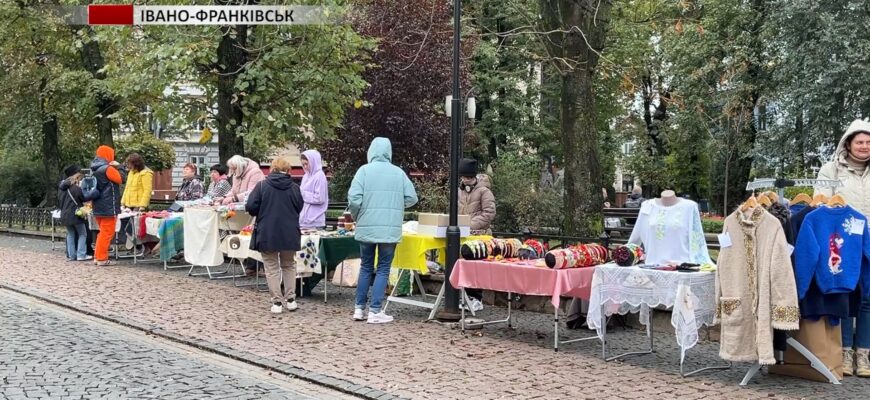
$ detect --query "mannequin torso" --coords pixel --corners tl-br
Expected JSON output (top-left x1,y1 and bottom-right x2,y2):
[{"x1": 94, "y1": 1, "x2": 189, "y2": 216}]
[{"x1": 657, "y1": 190, "x2": 680, "y2": 207}]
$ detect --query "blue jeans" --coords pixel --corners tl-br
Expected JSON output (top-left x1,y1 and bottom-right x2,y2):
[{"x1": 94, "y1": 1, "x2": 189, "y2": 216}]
[
  {"x1": 355, "y1": 242, "x2": 397, "y2": 314},
  {"x1": 843, "y1": 297, "x2": 870, "y2": 348},
  {"x1": 66, "y1": 223, "x2": 88, "y2": 260}
]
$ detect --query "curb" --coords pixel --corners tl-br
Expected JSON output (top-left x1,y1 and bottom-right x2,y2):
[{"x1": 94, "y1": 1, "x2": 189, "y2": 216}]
[{"x1": 0, "y1": 283, "x2": 406, "y2": 400}]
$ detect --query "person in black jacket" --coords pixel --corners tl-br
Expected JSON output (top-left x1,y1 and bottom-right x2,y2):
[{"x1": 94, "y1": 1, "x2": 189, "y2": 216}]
[
  {"x1": 57, "y1": 165, "x2": 92, "y2": 261},
  {"x1": 245, "y1": 157, "x2": 304, "y2": 314}
]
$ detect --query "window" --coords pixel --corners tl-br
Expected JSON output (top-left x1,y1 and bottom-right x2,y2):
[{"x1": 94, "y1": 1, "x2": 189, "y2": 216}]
[{"x1": 190, "y1": 155, "x2": 206, "y2": 166}]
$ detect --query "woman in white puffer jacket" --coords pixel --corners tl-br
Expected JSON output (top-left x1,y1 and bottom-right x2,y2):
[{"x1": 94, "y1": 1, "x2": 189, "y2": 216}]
[{"x1": 815, "y1": 118, "x2": 870, "y2": 377}]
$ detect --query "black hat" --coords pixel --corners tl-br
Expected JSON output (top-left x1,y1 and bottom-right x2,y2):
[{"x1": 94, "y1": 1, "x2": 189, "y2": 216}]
[
  {"x1": 63, "y1": 165, "x2": 81, "y2": 178},
  {"x1": 459, "y1": 158, "x2": 478, "y2": 177}
]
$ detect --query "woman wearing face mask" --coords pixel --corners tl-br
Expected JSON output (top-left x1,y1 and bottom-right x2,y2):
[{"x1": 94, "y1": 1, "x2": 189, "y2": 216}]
[
  {"x1": 816, "y1": 119, "x2": 870, "y2": 377},
  {"x1": 457, "y1": 158, "x2": 496, "y2": 312}
]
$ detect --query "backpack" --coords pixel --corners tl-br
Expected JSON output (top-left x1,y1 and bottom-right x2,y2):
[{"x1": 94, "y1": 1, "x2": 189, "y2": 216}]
[{"x1": 81, "y1": 167, "x2": 104, "y2": 201}]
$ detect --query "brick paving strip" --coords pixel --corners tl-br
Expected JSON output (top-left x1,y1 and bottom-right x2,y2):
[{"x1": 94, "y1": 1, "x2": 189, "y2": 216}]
[{"x1": 0, "y1": 244, "x2": 861, "y2": 399}]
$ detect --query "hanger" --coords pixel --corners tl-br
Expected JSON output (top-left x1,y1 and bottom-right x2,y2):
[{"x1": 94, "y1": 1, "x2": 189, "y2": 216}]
[
  {"x1": 740, "y1": 194, "x2": 759, "y2": 212},
  {"x1": 810, "y1": 193, "x2": 828, "y2": 207},
  {"x1": 789, "y1": 193, "x2": 812, "y2": 206},
  {"x1": 827, "y1": 194, "x2": 847, "y2": 208},
  {"x1": 758, "y1": 195, "x2": 772, "y2": 207},
  {"x1": 762, "y1": 191, "x2": 779, "y2": 203}
]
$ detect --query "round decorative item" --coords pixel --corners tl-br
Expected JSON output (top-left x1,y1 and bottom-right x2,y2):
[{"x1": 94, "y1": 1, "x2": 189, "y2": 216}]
[{"x1": 613, "y1": 243, "x2": 644, "y2": 266}]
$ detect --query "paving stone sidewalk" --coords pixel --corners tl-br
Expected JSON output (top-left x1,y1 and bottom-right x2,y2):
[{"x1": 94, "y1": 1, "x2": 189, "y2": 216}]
[
  {"x1": 1, "y1": 235, "x2": 866, "y2": 399},
  {"x1": 0, "y1": 290, "x2": 355, "y2": 400}
]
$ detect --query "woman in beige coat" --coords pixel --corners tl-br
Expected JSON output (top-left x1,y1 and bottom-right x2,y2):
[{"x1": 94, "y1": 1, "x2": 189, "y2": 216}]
[
  {"x1": 815, "y1": 118, "x2": 870, "y2": 377},
  {"x1": 457, "y1": 158, "x2": 496, "y2": 311}
]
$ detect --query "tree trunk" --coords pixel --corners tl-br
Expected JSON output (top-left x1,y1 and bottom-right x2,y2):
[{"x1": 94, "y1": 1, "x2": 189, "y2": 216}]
[
  {"x1": 39, "y1": 77, "x2": 60, "y2": 208},
  {"x1": 544, "y1": 0, "x2": 612, "y2": 237},
  {"x1": 77, "y1": 27, "x2": 117, "y2": 147},
  {"x1": 216, "y1": 24, "x2": 248, "y2": 163}
]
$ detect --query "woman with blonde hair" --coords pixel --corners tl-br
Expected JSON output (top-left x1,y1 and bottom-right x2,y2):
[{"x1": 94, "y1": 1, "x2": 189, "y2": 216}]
[
  {"x1": 245, "y1": 157, "x2": 304, "y2": 313},
  {"x1": 222, "y1": 155, "x2": 265, "y2": 204}
]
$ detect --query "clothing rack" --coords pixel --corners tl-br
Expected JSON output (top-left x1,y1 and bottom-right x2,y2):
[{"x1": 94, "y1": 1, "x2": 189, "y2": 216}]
[{"x1": 740, "y1": 177, "x2": 843, "y2": 385}]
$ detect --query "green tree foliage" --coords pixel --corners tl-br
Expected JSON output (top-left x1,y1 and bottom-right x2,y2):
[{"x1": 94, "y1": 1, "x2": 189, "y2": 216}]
[{"x1": 115, "y1": 133, "x2": 177, "y2": 171}]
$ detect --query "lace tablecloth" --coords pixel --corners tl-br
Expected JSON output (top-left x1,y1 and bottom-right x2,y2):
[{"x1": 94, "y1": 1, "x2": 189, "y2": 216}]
[{"x1": 586, "y1": 264, "x2": 716, "y2": 362}]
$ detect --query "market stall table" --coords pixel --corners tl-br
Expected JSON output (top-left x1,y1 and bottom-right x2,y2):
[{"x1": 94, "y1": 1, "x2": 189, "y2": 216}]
[
  {"x1": 450, "y1": 259, "x2": 599, "y2": 351},
  {"x1": 585, "y1": 263, "x2": 731, "y2": 376},
  {"x1": 384, "y1": 233, "x2": 491, "y2": 319}
]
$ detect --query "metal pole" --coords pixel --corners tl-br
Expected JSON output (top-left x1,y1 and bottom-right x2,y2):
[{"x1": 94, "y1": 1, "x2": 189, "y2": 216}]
[{"x1": 437, "y1": 0, "x2": 462, "y2": 321}]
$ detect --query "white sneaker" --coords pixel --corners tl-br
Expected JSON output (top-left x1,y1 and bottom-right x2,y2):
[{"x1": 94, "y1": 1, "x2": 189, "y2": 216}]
[
  {"x1": 285, "y1": 300, "x2": 298, "y2": 312},
  {"x1": 353, "y1": 308, "x2": 366, "y2": 321},
  {"x1": 270, "y1": 303, "x2": 283, "y2": 314},
  {"x1": 367, "y1": 311, "x2": 394, "y2": 324}
]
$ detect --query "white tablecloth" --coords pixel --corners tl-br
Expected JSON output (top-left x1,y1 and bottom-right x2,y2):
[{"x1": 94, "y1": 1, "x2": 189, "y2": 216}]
[
  {"x1": 183, "y1": 208, "x2": 224, "y2": 267},
  {"x1": 586, "y1": 264, "x2": 716, "y2": 362}
]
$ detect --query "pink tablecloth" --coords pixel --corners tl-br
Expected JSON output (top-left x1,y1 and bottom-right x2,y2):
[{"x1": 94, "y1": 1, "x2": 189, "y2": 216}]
[{"x1": 449, "y1": 260, "x2": 596, "y2": 307}]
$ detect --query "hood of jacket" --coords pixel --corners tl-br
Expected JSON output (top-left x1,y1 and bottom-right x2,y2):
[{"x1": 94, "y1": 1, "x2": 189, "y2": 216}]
[
  {"x1": 367, "y1": 137, "x2": 392, "y2": 163},
  {"x1": 474, "y1": 174, "x2": 492, "y2": 190},
  {"x1": 302, "y1": 149, "x2": 324, "y2": 175},
  {"x1": 265, "y1": 171, "x2": 296, "y2": 190},
  {"x1": 95, "y1": 145, "x2": 115, "y2": 162},
  {"x1": 834, "y1": 119, "x2": 870, "y2": 163},
  {"x1": 90, "y1": 155, "x2": 109, "y2": 171}
]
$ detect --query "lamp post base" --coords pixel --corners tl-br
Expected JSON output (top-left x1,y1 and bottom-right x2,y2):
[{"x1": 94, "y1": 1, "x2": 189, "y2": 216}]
[{"x1": 435, "y1": 310, "x2": 462, "y2": 322}]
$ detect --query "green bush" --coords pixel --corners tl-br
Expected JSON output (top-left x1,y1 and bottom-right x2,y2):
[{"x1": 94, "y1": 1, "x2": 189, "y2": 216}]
[
  {"x1": 491, "y1": 152, "x2": 563, "y2": 233},
  {"x1": 0, "y1": 150, "x2": 46, "y2": 206},
  {"x1": 783, "y1": 186, "x2": 814, "y2": 200},
  {"x1": 702, "y1": 219, "x2": 724, "y2": 234},
  {"x1": 413, "y1": 172, "x2": 449, "y2": 214},
  {"x1": 115, "y1": 133, "x2": 176, "y2": 171}
]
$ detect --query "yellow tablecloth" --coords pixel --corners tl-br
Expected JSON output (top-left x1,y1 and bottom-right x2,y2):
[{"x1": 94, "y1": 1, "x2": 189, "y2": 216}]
[{"x1": 392, "y1": 233, "x2": 492, "y2": 274}]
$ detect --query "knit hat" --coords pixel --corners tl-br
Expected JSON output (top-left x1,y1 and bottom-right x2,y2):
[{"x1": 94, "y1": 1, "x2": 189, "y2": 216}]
[
  {"x1": 63, "y1": 164, "x2": 81, "y2": 178},
  {"x1": 96, "y1": 145, "x2": 115, "y2": 162},
  {"x1": 459, "y1": 158, "x2": 478, "y2": 177}
]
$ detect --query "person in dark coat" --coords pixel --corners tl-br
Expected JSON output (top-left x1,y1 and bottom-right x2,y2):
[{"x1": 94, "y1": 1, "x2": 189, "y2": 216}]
[
  {"x1": 245, "y1": 157, "x2": 304, "y2": 314},
  {"x1": 91, "y1": 145, "x2": 127, "y2": 266},
  {"x1": 57, "y1": 165, "x2": 92, "y2": 261}
]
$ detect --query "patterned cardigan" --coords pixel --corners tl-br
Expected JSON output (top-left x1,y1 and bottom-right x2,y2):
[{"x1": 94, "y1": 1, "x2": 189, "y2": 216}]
[{"x1": 714, "y1": 206, "x2": 800, "y2": 365}]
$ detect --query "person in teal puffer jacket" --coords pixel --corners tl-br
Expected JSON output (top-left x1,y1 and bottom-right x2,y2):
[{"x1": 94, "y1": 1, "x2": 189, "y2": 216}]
[{"x1": 348, "y1": 137, "x2": 418, "y2": 324}]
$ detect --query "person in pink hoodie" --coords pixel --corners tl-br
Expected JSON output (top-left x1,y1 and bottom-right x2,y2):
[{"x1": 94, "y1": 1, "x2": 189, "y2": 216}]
[
  {"x1": 299, "y1": 150, "x2": 329, "y2": 229},
  {"x1": 222, "y1": 155, "x2": 266, "y2": 204}
]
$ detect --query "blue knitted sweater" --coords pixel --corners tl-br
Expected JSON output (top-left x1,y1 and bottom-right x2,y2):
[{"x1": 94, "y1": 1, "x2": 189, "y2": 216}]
[{"x1": 794, "y1": 206, "x2": 870, "y2": 299}]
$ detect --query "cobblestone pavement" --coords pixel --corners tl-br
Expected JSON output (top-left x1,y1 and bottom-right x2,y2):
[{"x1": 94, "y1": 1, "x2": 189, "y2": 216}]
[
  {"x1": 0, "y1": 288, "x2": 358, "y2": 400},
  {"x1": 2, "y1": 234, "x2": 870, "y2": 399}
]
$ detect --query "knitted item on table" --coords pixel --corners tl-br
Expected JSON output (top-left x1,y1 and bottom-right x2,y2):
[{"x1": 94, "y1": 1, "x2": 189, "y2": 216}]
[
  {"x1": 518, "y1": 245, "x2": 537, "y2": 260},
  {"x1": 489, "y1": 238, "x2": 523, "y2": 258},
  {"x1": 613, "y1": 243, "x2": 645, "y2": 266},
  {"x1": 524, "y1": 240, "x2": 545, "y2": 258},
  {"x1": 461, "y1": 239, "x2": 489, "y2": 260},
  {"x1": 545, "y1": 243, "x2": 610, "y2": 269}
]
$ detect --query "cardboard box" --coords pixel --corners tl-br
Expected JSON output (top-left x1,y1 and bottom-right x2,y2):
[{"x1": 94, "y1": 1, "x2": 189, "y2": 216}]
[
  {"x1": 416, "y1": 225, "x2": 471, "y2": 238},
  {"x1": 418, "y1": 213, "x2": 449, "y2": 226}
]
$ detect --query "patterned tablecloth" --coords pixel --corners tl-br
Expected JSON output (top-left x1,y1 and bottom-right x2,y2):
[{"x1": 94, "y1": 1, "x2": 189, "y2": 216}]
[{"x1": 586, "y1": 264, "x2": 716, "y2": 362}]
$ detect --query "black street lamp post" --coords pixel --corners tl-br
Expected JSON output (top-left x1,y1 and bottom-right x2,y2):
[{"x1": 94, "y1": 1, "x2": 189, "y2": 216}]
[{"x1": 436, "y1": 0, "x2": 463, "y2": 321}]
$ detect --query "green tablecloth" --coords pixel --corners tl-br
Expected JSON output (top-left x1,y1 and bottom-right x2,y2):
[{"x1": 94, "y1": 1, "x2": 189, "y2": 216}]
[{"x1": 303, "y1": 235, "x2": 360, "y2": 296}]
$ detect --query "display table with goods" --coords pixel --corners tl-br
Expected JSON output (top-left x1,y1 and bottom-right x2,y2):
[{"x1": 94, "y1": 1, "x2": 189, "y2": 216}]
[
  {"x1": 140, "y1": 211, "x2": 185, "y2": 268},
  {"x1": 585, "y1": 263, "x2": 728, "y2": 376},
  {"x1": 585, "y1": 195, "x2": 730, "y2": 377},
  {"x1": 220, "y1": 229, "x2": 357, "y2": 298},
  {"x1": 449, "y1": 238, "x2": 606, "y2": 351},
  {"x1": 382, "y1": 225, "x2": 492, "y2": 319}
]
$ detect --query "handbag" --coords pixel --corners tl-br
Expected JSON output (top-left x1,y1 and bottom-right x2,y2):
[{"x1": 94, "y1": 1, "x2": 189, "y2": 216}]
[
  {"x1": 68, "y1": 189, "x2": 90, "y2": 218},
  {"x1": 248, "y1": 184, "x2": 264, "y2": 251},
  {"x1": 332, "y1": 258, "x2": 361, "y2": 287}
]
